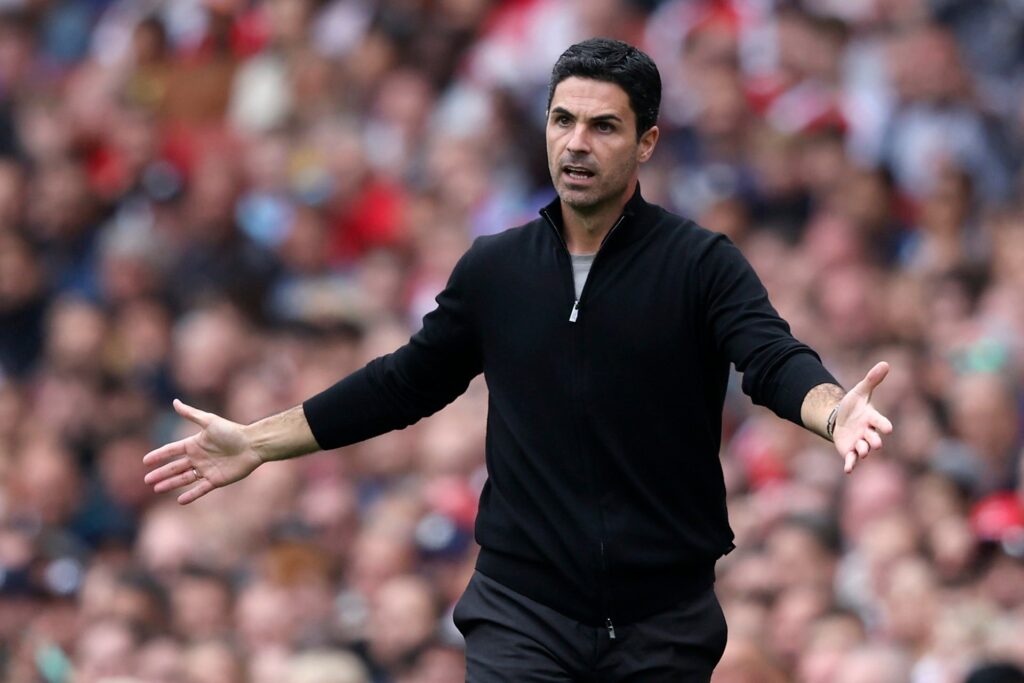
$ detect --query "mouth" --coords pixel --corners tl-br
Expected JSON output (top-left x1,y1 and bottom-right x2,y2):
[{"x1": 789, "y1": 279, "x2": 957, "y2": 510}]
[{"x1": 562, "y1": 165, "x2": 596, "y2": 181}]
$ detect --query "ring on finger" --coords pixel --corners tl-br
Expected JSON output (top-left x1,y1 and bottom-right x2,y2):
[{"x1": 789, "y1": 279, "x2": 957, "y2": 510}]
[{"x1": 191, "y1": 467, "x2": 203, "y2": 481}]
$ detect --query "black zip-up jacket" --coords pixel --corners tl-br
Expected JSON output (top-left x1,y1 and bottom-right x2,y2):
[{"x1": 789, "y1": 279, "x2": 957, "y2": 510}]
[{"x1": 304, "y1": 186, "x2": 836, "y2": 625}]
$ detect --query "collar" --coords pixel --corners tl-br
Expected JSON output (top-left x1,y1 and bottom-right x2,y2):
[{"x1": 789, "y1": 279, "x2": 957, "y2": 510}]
[{"x1": 539, "y1": 182, "x2": 656, "y2": 249}]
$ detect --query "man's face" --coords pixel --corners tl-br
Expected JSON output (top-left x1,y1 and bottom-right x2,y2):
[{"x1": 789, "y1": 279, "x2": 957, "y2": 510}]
[{"x1": 546, "y1": 76, "x2": 658, "y2": 214}]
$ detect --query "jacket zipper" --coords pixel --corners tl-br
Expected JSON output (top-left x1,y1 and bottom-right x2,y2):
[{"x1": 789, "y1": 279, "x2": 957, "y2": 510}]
[
  {"x1": 541, "y1": 207, "x2": 627, "y2": 640},
  {"x1": 541, "y1": 211, "x2": 627, "y2": 323},
  {"x1": 541, "y1": 208, "x2": 581, "y2": 315}
]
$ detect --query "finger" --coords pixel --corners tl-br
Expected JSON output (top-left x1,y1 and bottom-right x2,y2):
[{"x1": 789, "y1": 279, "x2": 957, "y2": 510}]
[
  {"x1": 174, "y1": 399, "x2": 213, "y2": 428},
  {"x1": 144, "y1": 457, "x2": 193, "y2": 486},
  {"x1": 855, "y1": 439, "x2": 870, "y2": 458},
  {"x1": 851, "y1": 361, "x2": 890, "y2": 398},
  {"x1": 844, "y1": 451, "x2": 857, "y2": 473},
  {"x1": 143, "y1": 439, "x2": 188, "y2": 466},
  {"x1": 870, "y1": 412, "x2": 894, "y2": 435},
  {"x1": 865, "y1": 428, "x2": 883, "y2": 451},
  {"x1": 178, "y1": 479, "x2": 216, "y2": 505},
  {"x1": 153, "y1": 467, "x2": 202, "y2": 493}
]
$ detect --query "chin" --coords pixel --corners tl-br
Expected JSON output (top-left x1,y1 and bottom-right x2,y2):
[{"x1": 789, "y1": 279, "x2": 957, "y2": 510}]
[
  {"x1": 562, "y1": 197, "x2": 600, "y2": 212},
  {"x1": 558, "y1": 185, "x2": 601, "y2": 210}
]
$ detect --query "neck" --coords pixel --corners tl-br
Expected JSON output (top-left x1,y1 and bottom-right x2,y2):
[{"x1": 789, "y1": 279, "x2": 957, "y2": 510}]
[{"x1": 561, "y1": 181, "x2": 636, "y2": 254}]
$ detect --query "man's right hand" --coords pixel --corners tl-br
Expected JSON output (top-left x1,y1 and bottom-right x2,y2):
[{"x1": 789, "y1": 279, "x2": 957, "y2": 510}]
[{"x1": 143, "y1": 399, "x2": 264, "y2": 505}]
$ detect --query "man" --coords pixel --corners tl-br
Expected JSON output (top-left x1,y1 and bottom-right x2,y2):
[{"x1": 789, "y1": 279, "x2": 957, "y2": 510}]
[{"x1": 144, "y1": 39, "x2": 893, "y2": 681}]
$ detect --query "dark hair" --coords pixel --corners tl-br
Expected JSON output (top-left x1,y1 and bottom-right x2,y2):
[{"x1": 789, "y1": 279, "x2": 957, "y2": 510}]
[
  {"x1": 547, "y1": 38, "x2": 661, "y2": 138},
  {"x1": 965, "y1": 663, "x2": 1024, "y2": 683}
]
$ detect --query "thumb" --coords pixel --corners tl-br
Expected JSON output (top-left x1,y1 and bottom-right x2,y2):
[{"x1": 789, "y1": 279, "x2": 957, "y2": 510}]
[
  {"x1": 173, "y1": 399, "x2": 213, "y2": 428},
  {"x1": 851, "y1": 361, "x2": 890, "y2": 398}
]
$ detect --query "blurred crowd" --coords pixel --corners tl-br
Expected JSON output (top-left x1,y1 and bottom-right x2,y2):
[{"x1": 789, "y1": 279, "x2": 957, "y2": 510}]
[{"x1": 0, "y1": 0, "x2": 1022, "y2": 682}]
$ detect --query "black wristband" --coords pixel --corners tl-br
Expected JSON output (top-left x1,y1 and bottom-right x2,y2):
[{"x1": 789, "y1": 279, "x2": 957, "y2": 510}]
[{"x1": 826, "y1": 404, "x2": 840, "y2": 441}]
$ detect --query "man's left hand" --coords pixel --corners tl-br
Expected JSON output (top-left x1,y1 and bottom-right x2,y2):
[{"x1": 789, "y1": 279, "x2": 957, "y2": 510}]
[{"x1": 833, "y1": 361, "x2": 894, "y2": 473}]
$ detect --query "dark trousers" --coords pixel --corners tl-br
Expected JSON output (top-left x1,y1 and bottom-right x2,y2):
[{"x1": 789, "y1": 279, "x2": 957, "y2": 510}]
[{"x1": 453, "y1": 571, "x2": 728, "y2": 683}]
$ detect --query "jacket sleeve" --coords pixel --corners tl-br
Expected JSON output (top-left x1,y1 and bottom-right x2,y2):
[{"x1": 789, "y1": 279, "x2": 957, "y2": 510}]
[
  {"x1": 302, "y1": 244, "x2": 483, "y2": 450},
  {"x1": 699, "y1": 234, "x2": 837, "y2": 425}
]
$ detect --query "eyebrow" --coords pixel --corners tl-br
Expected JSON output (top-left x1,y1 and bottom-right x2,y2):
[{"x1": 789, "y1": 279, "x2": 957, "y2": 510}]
[{"x1": 550, "y1": 107, "x2": 624, "y2": 124}]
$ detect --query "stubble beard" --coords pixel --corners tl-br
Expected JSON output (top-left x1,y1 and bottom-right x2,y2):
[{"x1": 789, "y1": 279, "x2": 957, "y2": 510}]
[
  {"x1": 549, "y1": 145, "x2": 638, "y2": 215},
  {"x1": 556, "y1": 173, "x2": 627, "y2": 216},
  {"x1": 550, "y1": 161, "x2": 603, "y2": 212},
  {"x1": 559, "y1": 184, "x2": 602, "y2": 212}
]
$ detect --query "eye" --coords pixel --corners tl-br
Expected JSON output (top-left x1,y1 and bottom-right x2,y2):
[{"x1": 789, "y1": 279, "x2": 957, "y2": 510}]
[
  {"x1": 595, "y1": 121, "x2": 615, "y2": 133},
  {"x1": 555, "y1": 114, "x2": 572, "y2": 127}
]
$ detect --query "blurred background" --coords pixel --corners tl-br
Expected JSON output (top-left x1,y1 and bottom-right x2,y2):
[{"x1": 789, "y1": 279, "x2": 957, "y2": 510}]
[{"x1": 0, "y1": 0, "x2": 1022, "y2": 681}]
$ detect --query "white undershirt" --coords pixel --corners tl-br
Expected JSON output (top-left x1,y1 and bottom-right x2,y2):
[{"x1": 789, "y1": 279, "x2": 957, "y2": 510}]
[{"x1": 571, "y1": 253, "x2": 596, "y2": 300}]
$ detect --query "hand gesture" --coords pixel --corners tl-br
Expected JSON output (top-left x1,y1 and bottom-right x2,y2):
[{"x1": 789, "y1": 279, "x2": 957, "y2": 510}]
[
  {"x1": 143, "y1": 399, "x2": 263, "y2": 504},
  {"x1": 833, "y1": 362, "x2": 894, "y2": 474}
]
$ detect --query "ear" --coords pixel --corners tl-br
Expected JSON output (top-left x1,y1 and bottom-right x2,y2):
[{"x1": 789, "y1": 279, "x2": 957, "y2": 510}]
[{"x1": 638, "y1": 125, "x2": 660, "y2": 163}]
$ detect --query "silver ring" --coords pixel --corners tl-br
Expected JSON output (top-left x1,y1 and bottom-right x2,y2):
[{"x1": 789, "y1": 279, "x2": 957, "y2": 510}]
[{"x1": 191, "y1": 467, "x2": 203, "y2": 481}]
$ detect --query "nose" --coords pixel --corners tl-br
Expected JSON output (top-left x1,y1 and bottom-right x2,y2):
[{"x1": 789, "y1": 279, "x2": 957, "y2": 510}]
[{"x1": 566, "y1": 123, "x2": 591, "y2": 155}]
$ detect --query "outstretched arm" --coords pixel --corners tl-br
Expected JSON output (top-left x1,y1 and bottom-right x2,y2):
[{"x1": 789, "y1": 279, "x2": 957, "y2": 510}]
[
  {"x1": 143, "y1": 399, "x2": 319, "y2": 504},
  {"x1": 145, "y1": 243, "x2": 484, "y2": 504},
  {"x1": 800, "y1": 362, "x2": 894, "y2": 473}
]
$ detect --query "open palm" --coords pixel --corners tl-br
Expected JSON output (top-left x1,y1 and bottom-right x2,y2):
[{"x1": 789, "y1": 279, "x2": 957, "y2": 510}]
[
  {"x1": 143, "y1": 399, "x2": 263, "y2": 504},
  {"x1": 832, "y1": 362, "x2": 894, "y2": 473}
]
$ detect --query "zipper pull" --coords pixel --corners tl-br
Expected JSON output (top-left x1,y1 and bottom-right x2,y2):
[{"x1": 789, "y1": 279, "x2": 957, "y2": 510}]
[
  {"x1": 606, "y1": 618, "x2": 616, "y2": 640},
  {"x1": 569, "y1": 300, "x2": 580, "y2": 323}
]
